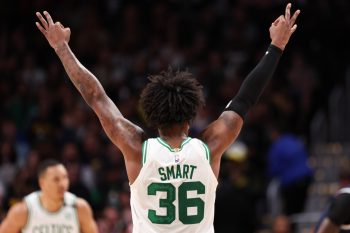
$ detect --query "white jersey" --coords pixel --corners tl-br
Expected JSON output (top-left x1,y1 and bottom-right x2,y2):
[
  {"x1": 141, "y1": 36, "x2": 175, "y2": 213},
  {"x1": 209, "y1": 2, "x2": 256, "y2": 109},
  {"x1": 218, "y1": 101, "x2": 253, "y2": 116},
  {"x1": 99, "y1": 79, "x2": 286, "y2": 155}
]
[
  {"x1": 22, "y1": 191, "x2": 80, "y2": 233},
  {"x1": 130, "y1": 137, "x2": 218, "y2": 233}
]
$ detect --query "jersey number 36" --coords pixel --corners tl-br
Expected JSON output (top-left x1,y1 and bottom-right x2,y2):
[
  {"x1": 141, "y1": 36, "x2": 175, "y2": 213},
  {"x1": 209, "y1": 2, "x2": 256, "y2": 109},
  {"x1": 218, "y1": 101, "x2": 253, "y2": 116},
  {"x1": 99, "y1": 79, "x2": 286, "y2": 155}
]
[{"x1": 148, "y1": 181, "x2": 205, "y2": 224}]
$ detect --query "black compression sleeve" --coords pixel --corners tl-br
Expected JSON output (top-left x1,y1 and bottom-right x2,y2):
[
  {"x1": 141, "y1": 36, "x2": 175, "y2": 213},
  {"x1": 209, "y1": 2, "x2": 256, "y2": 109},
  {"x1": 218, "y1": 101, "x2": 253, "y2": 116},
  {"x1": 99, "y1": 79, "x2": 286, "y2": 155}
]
[{"x1": 224, "y1": 44, "x2": 283, "y2": 118}]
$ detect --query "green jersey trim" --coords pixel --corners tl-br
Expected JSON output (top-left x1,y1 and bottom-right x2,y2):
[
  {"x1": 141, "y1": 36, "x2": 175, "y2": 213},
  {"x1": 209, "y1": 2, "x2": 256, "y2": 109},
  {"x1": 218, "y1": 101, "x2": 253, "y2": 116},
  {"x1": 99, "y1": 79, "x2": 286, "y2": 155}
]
[
  {"x1": 156, "y1": 137, "x2": 192, "y2": 152},
  {"x1": 142, "y1": 140, "x2": 149, "y2": 165},
  {"x1": 202, "y1": 142, "x2": 211, "y2": 163}
]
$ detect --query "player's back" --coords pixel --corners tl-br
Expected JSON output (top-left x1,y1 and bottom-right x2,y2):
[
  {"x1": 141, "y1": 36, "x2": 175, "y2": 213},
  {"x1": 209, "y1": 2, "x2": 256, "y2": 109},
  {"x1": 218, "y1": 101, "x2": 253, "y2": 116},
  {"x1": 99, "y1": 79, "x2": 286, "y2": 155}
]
[
  {"x1": 22, "y1": 191, "x2": 80, "y2": 233},
  {"x1": 130, "y1": 137, "x2": 217, "y2": 233}
]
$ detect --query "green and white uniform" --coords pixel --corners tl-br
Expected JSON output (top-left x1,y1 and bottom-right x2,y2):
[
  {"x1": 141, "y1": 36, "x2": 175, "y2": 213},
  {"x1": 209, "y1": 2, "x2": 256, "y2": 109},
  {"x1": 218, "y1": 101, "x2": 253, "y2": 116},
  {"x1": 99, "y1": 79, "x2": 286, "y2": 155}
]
[
  {"x1": 130, "y1": 137, "x2": 218, "y2": 233},
  {"x1": 22, "y1": 191, "x2": 80, "y2": 233}
]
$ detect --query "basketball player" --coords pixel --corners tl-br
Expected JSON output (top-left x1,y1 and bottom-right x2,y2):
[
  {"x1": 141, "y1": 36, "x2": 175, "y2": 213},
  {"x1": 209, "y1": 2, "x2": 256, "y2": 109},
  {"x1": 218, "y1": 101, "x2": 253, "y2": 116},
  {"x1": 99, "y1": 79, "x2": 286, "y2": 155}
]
[
  {"x1": 315, "y1": 188, "x2": 350, "y2": 233},
  {"x1": 314, "y1": 172, "x2": 350, "y2": 233},
  {"x1": 35, "y1": 3, "x2": 299, "y2": 232},
  {"x1": 0, "y1": 160, "x2": 98, "y2": 233}
]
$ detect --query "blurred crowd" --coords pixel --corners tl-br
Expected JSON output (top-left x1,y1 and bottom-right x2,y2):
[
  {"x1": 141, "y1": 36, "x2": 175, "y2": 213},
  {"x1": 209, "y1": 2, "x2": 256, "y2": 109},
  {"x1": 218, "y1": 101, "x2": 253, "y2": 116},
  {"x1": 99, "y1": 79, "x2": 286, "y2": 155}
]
[{"x1": 1, "y1": 0, "x2": 350, "y2": 232}]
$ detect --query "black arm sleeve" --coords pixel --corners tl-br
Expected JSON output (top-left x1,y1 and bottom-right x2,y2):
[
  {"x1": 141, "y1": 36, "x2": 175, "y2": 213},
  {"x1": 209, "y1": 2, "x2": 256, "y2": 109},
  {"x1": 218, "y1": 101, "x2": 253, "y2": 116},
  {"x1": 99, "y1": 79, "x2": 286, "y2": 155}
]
[
  {"x1": 328, "y1": 193, "x2": 350, "y2": 225},
  {"x1": 224, "y1": 44, "x2": 283, "y2": 118}
]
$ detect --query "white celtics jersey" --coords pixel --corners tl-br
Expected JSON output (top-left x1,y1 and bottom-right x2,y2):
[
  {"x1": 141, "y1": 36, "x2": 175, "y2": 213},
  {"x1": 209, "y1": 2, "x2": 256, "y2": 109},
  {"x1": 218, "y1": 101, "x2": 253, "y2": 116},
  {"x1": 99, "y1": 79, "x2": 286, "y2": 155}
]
[
  {"x1": 130, "y1": 137, "x2": 218, "y2": 233},
  {"x1": 22, "y1": 191, "x2": 80, "y2": 233}
]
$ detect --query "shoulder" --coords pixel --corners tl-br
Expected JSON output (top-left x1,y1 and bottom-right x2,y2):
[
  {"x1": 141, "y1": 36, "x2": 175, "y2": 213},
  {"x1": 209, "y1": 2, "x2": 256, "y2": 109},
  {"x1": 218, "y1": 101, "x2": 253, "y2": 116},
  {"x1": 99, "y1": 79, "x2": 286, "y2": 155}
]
[
  {"x1": 4, "y1": 201, "x2": 28, "y2": 227},
  {"x1": 8, "y1": 201, "x2": 28, "y2": 216},
  {"x1": 190, "y1": 138, "x2": 210, "y2": 152},
  {"x1": 75, "y1": 198, "x2": 93, "y2": 218},
  {"x1": 74, "y1": 198, "x2": 98, "y2": 232},
  {"x1": 76, "y1": 198, "x2": 92, "y2": 212}
]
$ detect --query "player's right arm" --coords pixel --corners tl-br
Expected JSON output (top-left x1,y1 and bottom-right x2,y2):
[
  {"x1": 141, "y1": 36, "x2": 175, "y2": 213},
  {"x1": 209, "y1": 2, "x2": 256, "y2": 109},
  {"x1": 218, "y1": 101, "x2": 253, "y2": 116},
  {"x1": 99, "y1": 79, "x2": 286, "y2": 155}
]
[
  {"x1": 0, "y1": 202, "x2": 27, "y2": 233},
  {"x1": 200, "y1": 3, "x2": 300, "y2": 177},
  {"x1": 35, "y1": 11, "x2": 144, "y2": 183}
]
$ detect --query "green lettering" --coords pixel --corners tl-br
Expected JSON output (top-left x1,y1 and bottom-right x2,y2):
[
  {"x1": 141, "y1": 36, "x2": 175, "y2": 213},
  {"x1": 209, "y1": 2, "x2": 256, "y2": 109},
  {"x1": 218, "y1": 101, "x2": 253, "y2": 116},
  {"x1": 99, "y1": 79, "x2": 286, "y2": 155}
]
[
  {"x1": 176, "y1": 165, "x2": 182, "y2": 179},
  {"x1": 147, "y1": 181, "x2": 205, "y2": 224},
  {"x1": 183, "y1": 165, "x2": 189, "y2": 179},
  {"x1": 166, "y1": 166, "x2": 175, "y2": 180},
  {"x1": 189, "y1": 165, "x2": 197, "y2": 179},
  {"x1": 158, "y1": 167, "x2": 167, "y2": 181}
]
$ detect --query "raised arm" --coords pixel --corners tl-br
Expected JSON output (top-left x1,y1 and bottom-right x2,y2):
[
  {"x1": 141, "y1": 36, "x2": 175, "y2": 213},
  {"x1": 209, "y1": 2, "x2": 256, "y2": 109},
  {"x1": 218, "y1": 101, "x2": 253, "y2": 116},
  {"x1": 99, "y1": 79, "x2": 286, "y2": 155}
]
[
  {"x1": 200, "y1": 3, "x2": 300, "y2": 177},
  {"x1": 35, "y1": 11, "x2": 144, "y2": 182}
]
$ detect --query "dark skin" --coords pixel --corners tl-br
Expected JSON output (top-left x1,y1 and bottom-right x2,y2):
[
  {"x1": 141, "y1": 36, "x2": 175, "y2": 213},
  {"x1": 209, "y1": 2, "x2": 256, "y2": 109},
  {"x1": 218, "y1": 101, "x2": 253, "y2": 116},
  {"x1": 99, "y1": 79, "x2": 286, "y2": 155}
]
[
  {"x1": 317, "y1": 218, "x2": 340, "y2": 233},
  {"x1": 35, "y1": 3, "x2": 299, "y2": 183}
]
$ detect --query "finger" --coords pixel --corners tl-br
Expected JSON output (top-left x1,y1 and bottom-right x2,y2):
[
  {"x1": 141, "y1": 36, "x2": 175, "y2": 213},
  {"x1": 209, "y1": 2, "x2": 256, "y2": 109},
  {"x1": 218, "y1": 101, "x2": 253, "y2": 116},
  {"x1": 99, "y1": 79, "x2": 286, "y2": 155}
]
[
  {"x1": 285, "y1": 3, "x2": 291, "y2": 21},
  {"x1": 272, "y1": 17, "x2": 280, "y2": 26},
  {"x1": 35, "y1": 22, "x2": 47, "y2": 36},
  {"x1": 36, "y1": 12, "x2": 48, "y2": 30},
  {"x1": 55, "y1": 21, "x2": 64, "y2": 29},
  {"x1": 273, "y1": 15, "x2": 284, "y2": 26},
  {"x1": 290, "y1": 24, "x2": 297, "y2": 34},
  {"x1": 58, "y1": 22, "x2": 65, "y2": 29},
  {"x1": 290, "y1": 9, "x2": 301, "y2": 26},
  {"x1": 43, "y1": 11, "x2": 54, "y2": 25},
  {"x1": 64, "y1": 27, "x2": 71, "y2": 40}
]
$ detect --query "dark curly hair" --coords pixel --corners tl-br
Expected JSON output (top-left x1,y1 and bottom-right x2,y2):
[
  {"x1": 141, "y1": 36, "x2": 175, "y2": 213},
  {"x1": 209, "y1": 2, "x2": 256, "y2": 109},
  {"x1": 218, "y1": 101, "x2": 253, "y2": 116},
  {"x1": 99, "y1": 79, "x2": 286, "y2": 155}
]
[{"x1": 140, "y1": 68, "x2": 205, "y2": 129}]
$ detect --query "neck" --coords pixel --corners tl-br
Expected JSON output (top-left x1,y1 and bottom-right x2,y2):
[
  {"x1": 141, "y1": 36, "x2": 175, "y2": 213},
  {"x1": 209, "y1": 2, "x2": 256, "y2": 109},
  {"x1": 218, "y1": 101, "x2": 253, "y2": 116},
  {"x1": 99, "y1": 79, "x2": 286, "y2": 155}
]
[
  {"x1": 158, "y1": 123, "x2": 189, "y2": 148},
  {"x1": 40, "y1": 192, "x2": 64, "y2": 212}
]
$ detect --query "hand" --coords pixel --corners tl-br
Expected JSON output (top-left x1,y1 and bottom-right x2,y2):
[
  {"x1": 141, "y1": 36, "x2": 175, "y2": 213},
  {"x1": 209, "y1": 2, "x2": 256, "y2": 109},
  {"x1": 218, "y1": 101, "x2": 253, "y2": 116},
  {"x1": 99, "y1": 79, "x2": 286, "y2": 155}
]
[
  {"x1": 35, "y1": 11, "x2": 71, "y2": 50},
  {"x1": 269, "y1": 3, "x2": 300, "y2": 50}
]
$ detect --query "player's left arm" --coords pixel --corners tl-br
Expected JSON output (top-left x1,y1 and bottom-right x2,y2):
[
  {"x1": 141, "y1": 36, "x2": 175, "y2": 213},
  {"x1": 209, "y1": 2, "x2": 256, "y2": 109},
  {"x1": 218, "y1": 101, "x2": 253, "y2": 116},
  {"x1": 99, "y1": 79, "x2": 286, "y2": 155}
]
[
  {"x1": 200, "y1": 3, "x2": 300, "y2": 177},
  {"x1": 76, "y1": 198, "x2": 98, "y2": 233}
]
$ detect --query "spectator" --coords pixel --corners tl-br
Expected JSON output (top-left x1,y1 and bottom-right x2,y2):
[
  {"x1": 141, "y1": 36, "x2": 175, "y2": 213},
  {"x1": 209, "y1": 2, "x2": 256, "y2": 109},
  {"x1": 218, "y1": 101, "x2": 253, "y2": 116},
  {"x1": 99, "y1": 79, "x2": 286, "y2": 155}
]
[
  {"x1": 272, "y1": 215, "x2": 292, "y2": 233},
  {"x1": 267, "y1": 120, "x2": 313, "y2": 216}
]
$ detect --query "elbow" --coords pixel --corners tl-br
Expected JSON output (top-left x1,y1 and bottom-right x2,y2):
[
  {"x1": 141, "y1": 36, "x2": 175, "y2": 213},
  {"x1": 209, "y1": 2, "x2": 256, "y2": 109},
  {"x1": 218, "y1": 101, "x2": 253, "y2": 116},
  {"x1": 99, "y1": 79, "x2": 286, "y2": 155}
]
[{"x1": 84, "y1": 90, "x2": 106, "y2": 108}]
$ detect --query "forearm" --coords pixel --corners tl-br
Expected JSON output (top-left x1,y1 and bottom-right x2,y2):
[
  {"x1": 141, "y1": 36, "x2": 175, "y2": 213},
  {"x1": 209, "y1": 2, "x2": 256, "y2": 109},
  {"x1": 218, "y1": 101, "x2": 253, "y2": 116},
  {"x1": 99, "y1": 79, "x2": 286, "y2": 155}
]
[
  {"x1": 54, "y1": 42, "x2": 106, "y2": 106},
  {"x1": 225, "y1": 44, "x2": 282, "y2": 118}
]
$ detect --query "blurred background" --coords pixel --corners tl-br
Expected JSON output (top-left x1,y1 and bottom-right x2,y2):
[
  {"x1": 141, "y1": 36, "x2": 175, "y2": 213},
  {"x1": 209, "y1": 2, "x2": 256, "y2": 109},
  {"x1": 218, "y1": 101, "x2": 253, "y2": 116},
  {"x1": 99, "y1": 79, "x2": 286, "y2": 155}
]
[{"x1": 1, "y1": 0, "x2": 350, "y2": 232}]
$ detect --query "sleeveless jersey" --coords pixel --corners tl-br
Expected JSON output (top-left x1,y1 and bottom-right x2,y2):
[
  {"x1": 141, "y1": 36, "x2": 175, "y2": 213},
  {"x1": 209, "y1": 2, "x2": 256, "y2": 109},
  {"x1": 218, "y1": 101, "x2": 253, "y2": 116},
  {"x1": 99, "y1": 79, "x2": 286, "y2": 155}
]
[
  {"x1": 22, "y1": 191, "x2": 80, "y2": 233},
  {"x1": 130, "y1": 137, "x2": 218, "y2": 233}
]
